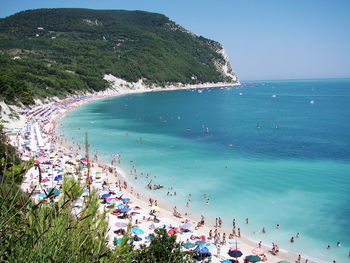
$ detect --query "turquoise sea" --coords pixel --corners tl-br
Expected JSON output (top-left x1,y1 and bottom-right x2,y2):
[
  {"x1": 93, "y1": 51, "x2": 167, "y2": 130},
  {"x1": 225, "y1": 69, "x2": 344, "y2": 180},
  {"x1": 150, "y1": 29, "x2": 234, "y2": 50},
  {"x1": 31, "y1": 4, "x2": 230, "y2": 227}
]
[{"x1": 60, "y1": 79, "x2": 350, "y2": 262}]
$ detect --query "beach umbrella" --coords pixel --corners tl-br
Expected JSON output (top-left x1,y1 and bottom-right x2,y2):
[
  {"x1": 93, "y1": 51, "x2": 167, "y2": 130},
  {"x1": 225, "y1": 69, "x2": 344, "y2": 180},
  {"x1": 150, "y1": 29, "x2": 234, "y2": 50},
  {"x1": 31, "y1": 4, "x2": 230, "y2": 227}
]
[
  {"x1": 181, "y1": 223, "x2": 192, "y2": 229},
  {"x1": 221, "y1": 260, "x2": 233, "y2": 263},
  {"x1": 101, "y1": 193, "x2": 111, "y2": 198},
  {"x1": 38, "y1": 193, "x2": 46, "y2": 198},
  {"x1": 195, "y1": 240, "x2": 206, "y2": 247},
  {"x1": 245, "y1": 255, "x2": 261, "y2": 262},
  {"x1": 114, "y1": 237, "x2": 122, "y2": 245},
  {"x1": 115, "y1": 222, "x2": 128, "y2": 227},
  {"x1": 133, "y1": 236, "x2": 142, "y2": 241},
  {"x1": 107, "y1": 199, "x2": 116, "y2": 204},
  {"x1": 117, "y1": 203, "x2": 126, "y2": 209},
  {"x1": 47, "y1": 188, "x2": 60, "y2": 197},
  {"x1": 168, "y1": 228, "x2": 180, "y2": 235},
  {"x1": 252, "y1": 248, "x2": 264, "y2": 256},
  {"x1": 121, "y1": 198, "x2": 131, "y2": 202},
  {"x1": 132, "y1": 228, "x2": 144, "y2": 235},
  {"x1": 228, "y1": 249, "x2": 243, "y2": 258},
  {"x1": 119, "y1": 207, "x2": 131, "y2": 213},
  {"x1": 194, "y1": 246, "x2": 209, "y2": 254},
  {"x1": 54, "y1": 175, "x2": 62, "y2": 181},
  {"x1": 182, "y1": 242, "x2": 196, "y2": 249}
]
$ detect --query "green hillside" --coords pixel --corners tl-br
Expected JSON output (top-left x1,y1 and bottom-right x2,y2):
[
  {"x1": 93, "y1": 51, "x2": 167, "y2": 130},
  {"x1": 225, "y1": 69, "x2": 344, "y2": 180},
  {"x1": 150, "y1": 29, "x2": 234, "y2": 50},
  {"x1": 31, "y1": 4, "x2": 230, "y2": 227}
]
[{"x1": 0, "y1": 8, "x2": 237, "y2": 105}]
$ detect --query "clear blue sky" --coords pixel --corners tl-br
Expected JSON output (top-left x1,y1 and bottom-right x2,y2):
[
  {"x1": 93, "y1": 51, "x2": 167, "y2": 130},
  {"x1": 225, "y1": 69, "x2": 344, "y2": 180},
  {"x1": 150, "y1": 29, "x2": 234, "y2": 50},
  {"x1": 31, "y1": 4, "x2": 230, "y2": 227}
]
[{"x1": 1, "y1": 0, "x2": 350, "y2": 80}]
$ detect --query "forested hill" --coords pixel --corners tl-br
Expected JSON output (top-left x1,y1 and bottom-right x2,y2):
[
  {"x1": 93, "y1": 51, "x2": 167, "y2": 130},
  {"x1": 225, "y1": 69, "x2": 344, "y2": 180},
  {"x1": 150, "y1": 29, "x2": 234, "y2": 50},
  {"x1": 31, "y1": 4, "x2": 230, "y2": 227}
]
[{"x1": 0, "y1": 8, "x2": 238, "y2": 105}]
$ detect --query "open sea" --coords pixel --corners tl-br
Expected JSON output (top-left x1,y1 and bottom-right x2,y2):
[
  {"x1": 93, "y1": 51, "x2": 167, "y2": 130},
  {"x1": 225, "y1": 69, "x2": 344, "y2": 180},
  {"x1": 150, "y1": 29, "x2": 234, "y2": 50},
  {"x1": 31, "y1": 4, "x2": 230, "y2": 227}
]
[{"x1": 59, "y1": 79, "x2": 350, "y2": 262}]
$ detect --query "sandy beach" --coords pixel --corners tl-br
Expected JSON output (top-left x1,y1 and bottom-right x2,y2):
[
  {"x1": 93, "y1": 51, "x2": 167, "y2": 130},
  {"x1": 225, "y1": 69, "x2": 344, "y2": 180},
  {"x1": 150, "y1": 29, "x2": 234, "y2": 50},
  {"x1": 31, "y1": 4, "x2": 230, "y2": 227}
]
[{"x1": 5, "y1": 77, "x2": 321, "y2": 263}]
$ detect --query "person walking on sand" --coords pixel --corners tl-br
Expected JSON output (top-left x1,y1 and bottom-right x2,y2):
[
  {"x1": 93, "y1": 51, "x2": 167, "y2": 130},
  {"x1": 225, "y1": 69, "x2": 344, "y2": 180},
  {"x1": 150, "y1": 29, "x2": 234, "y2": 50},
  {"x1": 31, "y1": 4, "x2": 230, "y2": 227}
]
[{"x1": 216, "y1": 244, "x2": 221, "y2": 258}]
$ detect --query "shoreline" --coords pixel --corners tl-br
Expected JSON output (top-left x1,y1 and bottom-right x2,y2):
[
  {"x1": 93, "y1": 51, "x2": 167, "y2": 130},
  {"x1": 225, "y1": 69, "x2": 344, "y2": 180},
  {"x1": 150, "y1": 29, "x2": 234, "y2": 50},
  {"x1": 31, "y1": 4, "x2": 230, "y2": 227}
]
[{"x1": 6, "y1": 79, "x2": 323, "y2": 263}]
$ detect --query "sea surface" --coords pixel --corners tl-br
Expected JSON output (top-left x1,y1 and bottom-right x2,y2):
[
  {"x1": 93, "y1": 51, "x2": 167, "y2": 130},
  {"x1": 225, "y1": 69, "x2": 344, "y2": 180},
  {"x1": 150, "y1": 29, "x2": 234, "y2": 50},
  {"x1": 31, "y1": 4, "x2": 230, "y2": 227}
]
[{"x1": 59, "y1": 79, "x2": 350, "y2": 262}]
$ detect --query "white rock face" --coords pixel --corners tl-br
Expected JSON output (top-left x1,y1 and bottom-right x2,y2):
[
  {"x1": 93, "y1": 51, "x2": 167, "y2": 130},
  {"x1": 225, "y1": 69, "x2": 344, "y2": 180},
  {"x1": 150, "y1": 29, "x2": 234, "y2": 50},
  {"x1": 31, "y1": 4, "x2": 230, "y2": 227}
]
[{"x1": 215, "y1": 46, "x2": 239, "y2": 83}]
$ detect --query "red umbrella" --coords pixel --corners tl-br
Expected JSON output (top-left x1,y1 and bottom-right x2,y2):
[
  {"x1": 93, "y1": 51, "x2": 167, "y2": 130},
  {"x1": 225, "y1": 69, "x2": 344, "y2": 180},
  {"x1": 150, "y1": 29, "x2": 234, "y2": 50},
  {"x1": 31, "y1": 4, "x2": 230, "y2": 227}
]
[{"x1": 167, "y1": 228, "x2": 180, "y2": 235}]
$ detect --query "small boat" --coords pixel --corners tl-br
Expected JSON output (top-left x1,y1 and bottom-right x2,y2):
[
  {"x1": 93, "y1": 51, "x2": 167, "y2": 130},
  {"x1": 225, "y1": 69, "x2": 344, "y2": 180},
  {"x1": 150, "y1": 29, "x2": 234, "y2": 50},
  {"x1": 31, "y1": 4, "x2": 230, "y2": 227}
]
[{"x1": 310, "y1": 100, "x2": 315, "y2": 104}]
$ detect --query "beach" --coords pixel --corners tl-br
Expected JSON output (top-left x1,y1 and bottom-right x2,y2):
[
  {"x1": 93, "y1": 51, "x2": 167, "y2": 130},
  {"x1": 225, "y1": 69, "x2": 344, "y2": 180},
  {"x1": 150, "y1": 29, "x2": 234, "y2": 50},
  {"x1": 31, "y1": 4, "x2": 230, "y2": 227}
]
[{"x1": 5, "y1": 78, "x2": 331, "y2": 263}]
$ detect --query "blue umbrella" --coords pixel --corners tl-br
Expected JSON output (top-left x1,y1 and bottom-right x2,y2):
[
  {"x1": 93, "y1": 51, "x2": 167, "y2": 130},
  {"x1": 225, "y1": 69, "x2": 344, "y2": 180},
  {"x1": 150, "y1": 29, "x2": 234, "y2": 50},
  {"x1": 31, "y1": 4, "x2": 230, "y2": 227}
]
[
  {"x1": 38, "y1": 193, "x2": 46, "y2": 198},
  {"x1": 195, "y1": 240, "x2": 206, "y2": 247},
  {"x1": 133, "y1": 235, "x2": 142, "y2": 241},
  {"x1": 101, "y1": 194, "x2": 110, "y2": 198},
  {"x1": 114, "y1": 238, "x2": 122, "y2": 245},
  {"x1": 54, "y1": 175, "x2": 62, "y2": 181},
  {"x1": 117, "y1": 203, "x2": 126, "y2": 208},
  {"x1": 221, "y1": 260, "x2": 233, "y2": 263},
  {"x1": 119, "y1": 207, "x2": 131, "y2": 212},
  {"x1": 121, "y1": 198, "x2": 130, "y2": 202},
  {"x1": 183, "y1": 242, "x2": 196, "y2": 249},
  {"x1": 194, "y1": 246, "x2": 209, "y2": 254},
  {"x1": 132, "y1": 228, "x2": 144, "y2": 235},
  {"x1": 47, "y1": 188, "x2": 60, "y2": 196}
]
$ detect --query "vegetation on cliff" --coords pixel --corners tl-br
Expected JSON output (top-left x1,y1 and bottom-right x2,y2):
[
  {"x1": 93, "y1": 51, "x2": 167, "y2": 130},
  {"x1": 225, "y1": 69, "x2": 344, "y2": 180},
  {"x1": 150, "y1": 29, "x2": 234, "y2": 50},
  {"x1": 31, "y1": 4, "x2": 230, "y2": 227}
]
[{"x1": 0, "y1": 8, "x2": 237, "y2": 105}]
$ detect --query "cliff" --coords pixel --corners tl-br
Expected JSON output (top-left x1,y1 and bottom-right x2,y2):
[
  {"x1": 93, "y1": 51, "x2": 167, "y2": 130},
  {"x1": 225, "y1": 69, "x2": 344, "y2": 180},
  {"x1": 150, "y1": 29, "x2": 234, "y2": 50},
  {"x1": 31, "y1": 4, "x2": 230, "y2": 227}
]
[{"x1": 0, "y1": 8, "x2": 239, "y2": 105}]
